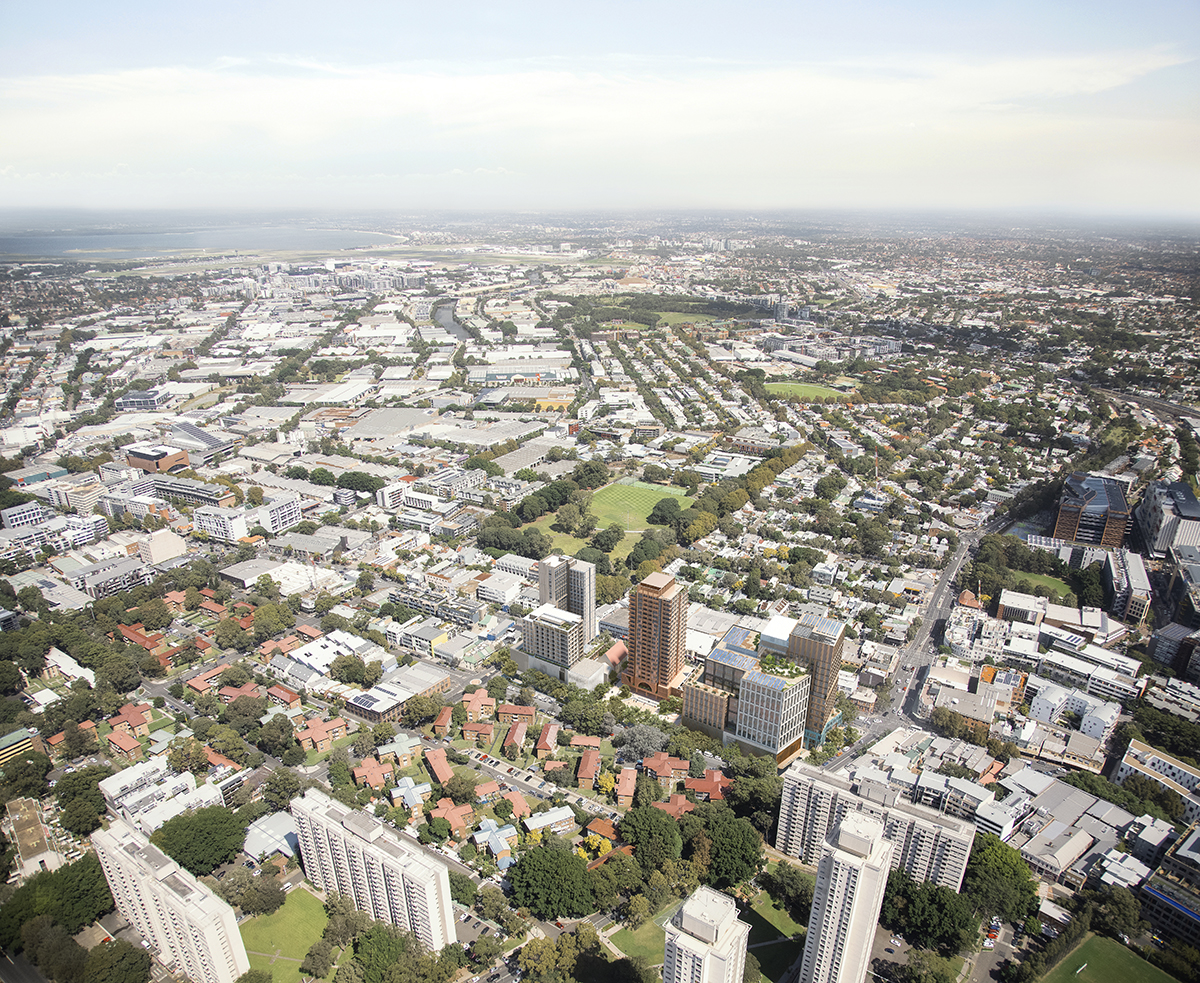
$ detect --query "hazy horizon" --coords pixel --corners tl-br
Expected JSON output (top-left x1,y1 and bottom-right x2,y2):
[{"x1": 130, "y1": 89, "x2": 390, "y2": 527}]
[{"x1": 2, "y1": 1, "x2": 1198, "y2": 219}]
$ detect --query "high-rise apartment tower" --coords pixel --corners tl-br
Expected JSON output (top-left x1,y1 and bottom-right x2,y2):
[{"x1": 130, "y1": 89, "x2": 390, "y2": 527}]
[
  {"x1": 538, "y1": 555, "x2": 597, "y2": 642},
  {"x1": 624, "y1": 571, "x2": 687, "y2": 699},
  {"x1": 92, "y1": 818, "x2": 250, "y2": 983},
  {"x1": 799, "y1": 814, "x2": 894, "y2": 983},
  {"x1": 291, "y1": 788, "x2": 456, "y2": 951},
  {"x1": 786, "y1": 612, "x2": 846, "y2": 745},
  {"x1": 662, "y1": 886, "x2": 751, "y2": 983},
  {"x1": 775, "y1": 761, "x2": 973, "y2": 891}
]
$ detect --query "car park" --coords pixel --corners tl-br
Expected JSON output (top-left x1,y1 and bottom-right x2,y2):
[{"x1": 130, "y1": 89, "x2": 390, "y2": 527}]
[{"x1": 982, "y1": 940, "x2": 995, "y2": 950}]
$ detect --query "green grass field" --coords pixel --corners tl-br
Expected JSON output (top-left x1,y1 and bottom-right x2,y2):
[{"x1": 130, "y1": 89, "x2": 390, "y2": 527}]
[
  {"x1": 611, "y1": 919, "x2": 668, "y2": 962},
  {"x1": 765, "y1": 382, "x2": 849, "y2": 400},
  {"x1": 1012, "y1": 572, "x2": 1073, "y2": 600},
  {"x1": 754, "y1": 940, "x2": 803, "y2": 983},
  {"x1": 240, "y1": 886, "x2": 328, "y2": 983},
  {"x1": 747, "y1": 890, "x2": 807, "y2": 942},
  {"x1": 589, "y1": 482, "x2": 692, "y2": 530},
  {"x1": 528, "y1": 515, "x2": 637, "y2": 562},
  {"x1": 1040, "y1": 936, "x2": 1175, "y2": 983},
  {"x1": 528, "y1": 481, "x2": 690, "y2": 557}
]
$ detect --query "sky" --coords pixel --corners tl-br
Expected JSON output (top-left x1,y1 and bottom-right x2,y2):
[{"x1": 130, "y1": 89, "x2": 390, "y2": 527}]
[{"x1": 1, "y1": 1, "x2": 1197, "y2": 218}]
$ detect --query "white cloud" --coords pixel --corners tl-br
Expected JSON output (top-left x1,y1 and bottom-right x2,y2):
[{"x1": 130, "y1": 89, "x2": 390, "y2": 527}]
[{"x1": 0, "y1": 47, "x2": 1195, "y2": 213}]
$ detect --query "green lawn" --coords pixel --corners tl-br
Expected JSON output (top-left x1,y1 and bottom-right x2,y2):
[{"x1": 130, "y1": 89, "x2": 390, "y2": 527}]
[
  {"x1": 753, "y1": 939, "x2": 803, "y2": 983},
  {"x1": 589, "y1": 481, "x2": 693, "y2": 531},
  {"x1": 528, "y1": 515, "x2": 639, "y2": 563},
  {"x1": 747, "y1": 891, "x2": 807, "y2": 941},
  {"x1": 240, "y1": 887, "x2": 328, "y2": 983},
  {"x1": 1039, "y1": 936, "x2": 1175, "y2": 983},
  {"x1": 305, "y1": 731, "x2": 357, "y2": 766},
  {"x1": 1012, "y1": 572, "x2": 1073, "y2": 600},
  {"x1": 765, "y1": 382, "x2": 849, "y2": 400},
  {"x1": 610, "y1": 919, "x2": 668, "y2": 962},
  {"x1": 525, "y1": 480, "x2": 691, "y2": 554}
]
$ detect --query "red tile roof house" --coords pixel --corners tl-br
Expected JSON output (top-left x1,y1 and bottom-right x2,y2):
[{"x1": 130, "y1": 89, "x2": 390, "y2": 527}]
[
  {"x1": 258, "y1": 635, "x2": 302, "y2": 659},
  {"x1": 267, "y1": 685, "x2": 302, "y2": 709},
  {"x1": 535, "y1": 723, "x2": 559, "y2": 759},
  {"x1": 462, "y1": 689, "x2": 496, "y2": 722},
  {"x1": 641, "y1": 751, "x2": 690, "y2": 789},
  {"x1": 218, "y1": 681, "x2": 261, "y2": 705},
  {"x1": 187, "y1": 664, "x2": 230, "y2": 695},
  {"x1": 424, "y1": 747, "x2": 455, "y2": 786},
  {"x1": 587, "y1": 817, "x2": 618, "y2": 843},
  {"x1": 653, "y1": 794, "x2": 696, "y2": 821},
  {"x1": 295, "y1": 717, "x2": 346, "y2": 753},
  {"x1": 462, "y1": 722, "x2": 494, "y2": 746},
  {"x1": 615, "y1": 767, "x2": 637, "y2": 807},
  {"x1": 204, "y1": 747, "x2": 241, "y2": 771},
  {"x1": 429, "y1": 797, "x2": 474, "y2": 839},
  {"x1": 46, "y1": 720, "x2": 97, "y2": 757},
  {"x1": 586, "y1": 844, "x2": 634, "y2": 871},
  {"x1": 199, "y1": 599, "x2": 227, "y2": 618},
  {"x1": 109, "y1": 702, "x2": 152, "y2": 739},
  {"x1": 433, "y1": 705, "x2": 454, "y2": 737},
  {"x1": 503, "y1": 721, "x2": 528, "y2": 751},
  {"x1": 604, "y1": 640, "x2": 628, "y2": 671},
  {"x1": 352, "y1": 756, "x2": 394, "y2": 789},
  {"x1": 118, "y1": 623, "x2": 165, "y2": 652},
  {"x1": 569, "y1": 734, "x2": 602, "y2": 750},
  {"x1": 543, "y1": 760, "x2": 568, "y2": 774},
  {"x1": 108, "y1": 729, "x2": 143, "y2": 761},
  {"x1": 577, "y1": 748, "x2": 601, "y2": 789},
  {"x1": 474, "y1": 780, "x2": 501, "y2": 803},
  {"x1": 685, "y1": 769, "x2": 733, "y2": 801},
  {"x1": 296, "y1": 624, "x2": 323, "y2": 640},
  {"x1": 163, "y1": 589, "x2": 188, "y2": 613},
  {"x1": 496, "y1": 703, "x2": 535, "y2": 725},
  {"x1": 502, "y1": 790, "x2": 531, "y2": 819}
]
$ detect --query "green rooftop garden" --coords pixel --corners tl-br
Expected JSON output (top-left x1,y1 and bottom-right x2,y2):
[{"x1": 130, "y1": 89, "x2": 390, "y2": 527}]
[{"x1": 757, "y1": 653, "x2": 807, "y2": 679}]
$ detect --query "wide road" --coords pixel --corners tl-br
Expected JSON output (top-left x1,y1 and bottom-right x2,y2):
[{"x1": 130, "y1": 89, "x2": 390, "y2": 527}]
[
  {"x1": 889, "y1": 514, "x2": 1008, "y2": 718},
  {"x1": 0, "y1": 952, "x2": 48, "y2": 983}
]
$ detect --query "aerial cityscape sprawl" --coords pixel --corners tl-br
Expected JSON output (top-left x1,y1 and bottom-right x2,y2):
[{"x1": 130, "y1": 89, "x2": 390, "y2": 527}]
[{"x1": 1, "y1": 215, "x2": 1200, "y2": 983}]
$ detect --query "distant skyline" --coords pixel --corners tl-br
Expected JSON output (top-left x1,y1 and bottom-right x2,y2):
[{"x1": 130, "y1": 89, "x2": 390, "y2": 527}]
[{"x1": 2, "y1": 1, "x2": 1197, "y2": 218}]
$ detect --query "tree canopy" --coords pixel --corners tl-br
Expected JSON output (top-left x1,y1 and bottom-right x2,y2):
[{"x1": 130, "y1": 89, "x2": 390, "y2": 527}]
[
  {"x1": 509, "y1": 846, "x2": 595, "y2": 920},
  {"x1": 0, "y1": 854, "x2": 114, "y2": 949},
  {"x1": 150, "y1": 804, "x2": 247, "y2": 877},
  {"x1": 618, "y1": 807, "x2": 683, "y2": 872},
  {"x1": 881, "y1": 868, "x2": 978, "y2": 957},
  {"x1": 962, "y1": 833, "x2": 1038, "y2": 921}
]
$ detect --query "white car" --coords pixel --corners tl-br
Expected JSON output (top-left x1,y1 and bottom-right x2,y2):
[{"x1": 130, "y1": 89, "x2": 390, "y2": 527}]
[{"x1": 982, "y1": 940, "x2": 995, "y2": 950}]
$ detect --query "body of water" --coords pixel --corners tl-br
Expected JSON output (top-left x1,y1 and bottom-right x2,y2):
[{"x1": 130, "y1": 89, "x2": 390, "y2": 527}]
[{"x1": 0, "y1": 220, "x2": 405, "y2": 259}]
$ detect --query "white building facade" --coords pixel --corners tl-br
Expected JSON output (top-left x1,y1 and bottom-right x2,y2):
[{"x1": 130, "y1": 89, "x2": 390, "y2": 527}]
[
  {"x1": 290, "y1": 788, "x2": 456, "y2": 951},
  {"x1": 92, "y1": 818, "x2": 250, "y2": 983},
  {"x1": 800, "y1": 814, "x2": 894, "y2": 983},
  {"x1": 662, "y1": 886, "x2": 750, "y2": 983}
]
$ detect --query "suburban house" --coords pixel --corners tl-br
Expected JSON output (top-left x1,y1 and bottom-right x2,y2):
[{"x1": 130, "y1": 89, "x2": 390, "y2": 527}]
[
  {"x1": 295, "y1": 716, "x2": 346, "y2": 753},
  {"x1": 352, "y1": 756, "x2": 394, "y2": 789},
  {"x1": 462, "y1": 689, "x2": 496, "y2": 721},
  {"x1": 616, "y1": 767, "x2": 637, "y2": 807}
]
